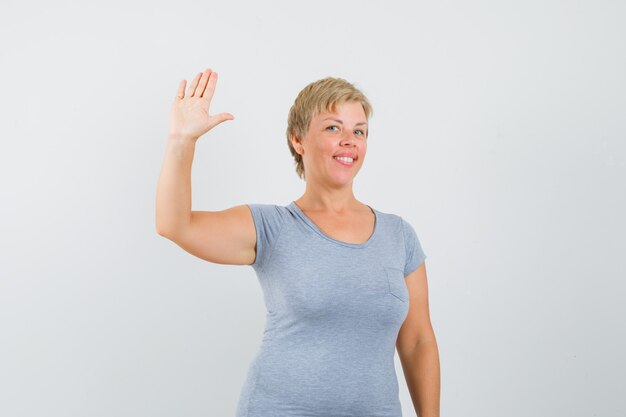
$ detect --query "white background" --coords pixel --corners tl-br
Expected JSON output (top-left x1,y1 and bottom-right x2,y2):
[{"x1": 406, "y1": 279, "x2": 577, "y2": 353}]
[{"x1": 1, "y1": 1, "x2": 624, "y2": 416}]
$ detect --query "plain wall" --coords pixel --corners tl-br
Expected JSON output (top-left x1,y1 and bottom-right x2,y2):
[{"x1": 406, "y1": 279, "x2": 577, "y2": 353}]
[{"x1": 1, "y1": 0, "x2": 624, "y2": 416}]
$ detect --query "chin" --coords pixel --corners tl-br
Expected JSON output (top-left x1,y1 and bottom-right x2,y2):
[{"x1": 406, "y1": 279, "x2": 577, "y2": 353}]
[{"x1": 331, "y1": 173, "x2": 357, "y2": 186}]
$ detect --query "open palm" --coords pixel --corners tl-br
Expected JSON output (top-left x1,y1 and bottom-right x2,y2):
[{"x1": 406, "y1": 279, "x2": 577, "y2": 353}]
[{"x1": 168, "y1": 68, "x2": 234, "y2": 140}]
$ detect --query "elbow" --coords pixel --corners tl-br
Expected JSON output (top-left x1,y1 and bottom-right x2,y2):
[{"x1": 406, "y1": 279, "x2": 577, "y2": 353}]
[
  {"x1": 155, "y1": 222, "x2": 173, "y2": 238},
  {"x1": 156, "y1": 223, "x2": 182, "y2": 241},
  {"x1": 155, "y1": 215, "x2": 173, "y2": 238}
]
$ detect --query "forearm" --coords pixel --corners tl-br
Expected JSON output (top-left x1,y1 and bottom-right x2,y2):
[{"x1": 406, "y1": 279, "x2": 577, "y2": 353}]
[
  {"x1": 155, "y1": 135, "x2": 196, "y2": 237},
  {"x1": 398, "y1": 340, "x2": 441, "y2": 417}
]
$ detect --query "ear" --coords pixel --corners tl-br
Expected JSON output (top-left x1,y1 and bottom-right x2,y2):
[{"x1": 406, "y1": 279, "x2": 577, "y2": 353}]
[{"x1": 291, "y1": 134, "x2": 304, "y2": 156}]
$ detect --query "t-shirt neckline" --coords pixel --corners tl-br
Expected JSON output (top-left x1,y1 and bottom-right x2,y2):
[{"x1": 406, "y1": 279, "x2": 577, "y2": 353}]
[{"x1": 288, "y1": 201, "x2": 378, "y2": 248}]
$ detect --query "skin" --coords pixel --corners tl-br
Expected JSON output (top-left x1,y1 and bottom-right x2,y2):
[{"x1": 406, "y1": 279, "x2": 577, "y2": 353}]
[
  {"x1": 397, "y1": 264, "x2": 441, "y2": 417},
  {"x1": 290, "y1": 100, "x2": 374, "y2": 243},
  {"x1": 158, "y1": 68, "x2": 440, "y2": 415}
]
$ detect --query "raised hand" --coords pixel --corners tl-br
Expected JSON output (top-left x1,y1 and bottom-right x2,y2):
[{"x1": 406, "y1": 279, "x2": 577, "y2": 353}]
[{"x1": 168, "y1": 68, "x2": 234, "y2": 141}]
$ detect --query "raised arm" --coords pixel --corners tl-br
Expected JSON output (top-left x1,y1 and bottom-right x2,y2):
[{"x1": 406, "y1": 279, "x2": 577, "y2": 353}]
[{"x1": 155, "y1": 68, "x2": 256, "y2": 265}]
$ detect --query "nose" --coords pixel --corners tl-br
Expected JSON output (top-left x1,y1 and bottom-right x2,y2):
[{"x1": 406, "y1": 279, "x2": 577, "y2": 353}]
[{"x1": 340, "y1": 130, "x2": 359, "y2": 146}]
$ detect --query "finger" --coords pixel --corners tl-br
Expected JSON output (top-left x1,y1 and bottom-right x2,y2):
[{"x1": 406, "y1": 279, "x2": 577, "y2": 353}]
[
  {"x1": 196, "y1": 68, "x2": 213, "y2": 98},
  {"x1": 206, "y1": 112, "x2": 235, "y2": 130},
  {"x1": 187, "y1": 72, "x2": 203, "y2": 97},
  {"x1": 175, "y1": 79, "x2": 186, "y2": 99},
  {"x1": 202, "y1": 71, "x2": 218, "y2": 102}
]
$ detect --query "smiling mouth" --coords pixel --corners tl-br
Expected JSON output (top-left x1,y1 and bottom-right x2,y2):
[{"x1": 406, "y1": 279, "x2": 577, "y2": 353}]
[{"x1": 333, "y1": 156, "x2": 355, "y2": 166}]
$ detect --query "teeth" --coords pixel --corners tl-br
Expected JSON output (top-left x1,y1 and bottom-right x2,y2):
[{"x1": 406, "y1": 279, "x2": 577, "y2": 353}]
[{"x1": 334, "y1": 156, "x2": 354, "y2": 163}]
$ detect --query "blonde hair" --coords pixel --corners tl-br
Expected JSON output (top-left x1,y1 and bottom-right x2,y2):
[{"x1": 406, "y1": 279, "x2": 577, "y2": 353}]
[{"x1": 286, "y1": 77, "x2": 373, "y2": 180}]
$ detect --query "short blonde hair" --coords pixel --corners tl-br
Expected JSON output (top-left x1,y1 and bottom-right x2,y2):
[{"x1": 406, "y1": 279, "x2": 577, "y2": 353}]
[{"x1": 286, "y1": 77, "x2": 373, "y2": 180}]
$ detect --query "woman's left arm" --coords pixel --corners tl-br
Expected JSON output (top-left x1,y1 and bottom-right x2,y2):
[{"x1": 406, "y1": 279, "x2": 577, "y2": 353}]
[{"x1": 396, "y1": 262, "x2": 441, "y2": 417}]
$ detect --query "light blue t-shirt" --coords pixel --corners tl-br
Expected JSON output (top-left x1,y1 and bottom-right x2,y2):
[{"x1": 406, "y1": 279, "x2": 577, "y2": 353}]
[{"x1": 236, "y1": 201, "x2": 427, "y2": 417}]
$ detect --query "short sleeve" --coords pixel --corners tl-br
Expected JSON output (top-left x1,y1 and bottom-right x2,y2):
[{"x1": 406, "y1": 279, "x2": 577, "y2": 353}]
[
  {"x1": 246, "y1": 204, "x2": 287, "y2": 271},
  {"x1": 401, "y1": 217, "x2": 427, "y2": 277}
]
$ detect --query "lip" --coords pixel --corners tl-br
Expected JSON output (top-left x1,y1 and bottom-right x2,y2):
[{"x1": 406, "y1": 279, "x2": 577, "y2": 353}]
[{"x1": 333, "y1": 156, "x2": 355, "y2": 167}]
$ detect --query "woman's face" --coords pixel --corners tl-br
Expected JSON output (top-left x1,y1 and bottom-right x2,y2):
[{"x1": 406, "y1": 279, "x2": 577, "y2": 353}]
[{"x1": 295, "y1": 100, "x2": 368, "y2": 186}]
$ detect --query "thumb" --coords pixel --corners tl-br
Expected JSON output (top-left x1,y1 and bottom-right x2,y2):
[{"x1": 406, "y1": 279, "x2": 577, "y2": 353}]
[{"x1": 207, "y1": 113, "x2": 235, "y2": 130}]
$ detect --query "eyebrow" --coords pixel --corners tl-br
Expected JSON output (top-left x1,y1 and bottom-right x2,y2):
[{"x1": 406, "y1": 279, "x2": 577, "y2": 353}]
[{"x1": 323, "y1": 117, "x2": 368, "y2": 126}]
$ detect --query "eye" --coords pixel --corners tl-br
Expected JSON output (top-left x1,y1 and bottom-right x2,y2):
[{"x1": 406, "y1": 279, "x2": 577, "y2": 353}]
[
  {"x1": 326, "y1": 125, "x2": 339, "y2": 131},
  {"x1": 355, "y1": 129, "x2": 365, "y2": 135}
]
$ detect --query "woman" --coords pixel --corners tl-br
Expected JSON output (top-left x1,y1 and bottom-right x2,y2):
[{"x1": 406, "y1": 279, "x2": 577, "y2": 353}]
[{"x1": 156, "y1": 68, "x2": 440, "y2": 417}]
